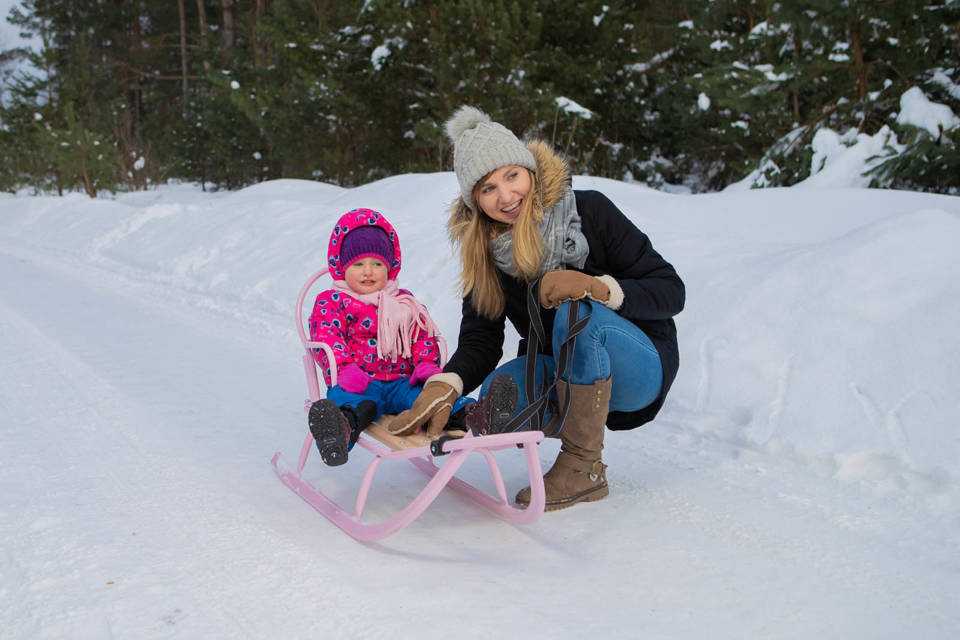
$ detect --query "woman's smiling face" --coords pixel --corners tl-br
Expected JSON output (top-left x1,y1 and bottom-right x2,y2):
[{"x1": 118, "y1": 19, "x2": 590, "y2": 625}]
[{"x1": 475, "y1": 165, "x2": 532, "y2": 225}]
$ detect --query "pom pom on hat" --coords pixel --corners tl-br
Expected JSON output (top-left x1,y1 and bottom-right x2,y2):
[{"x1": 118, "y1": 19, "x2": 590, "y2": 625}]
[
  {"x1": 444, "y1": 105, "x2": 491, "y2": 143},
  {"x1": 445, "y1": 105, "x2": 536, "y2": 212}
]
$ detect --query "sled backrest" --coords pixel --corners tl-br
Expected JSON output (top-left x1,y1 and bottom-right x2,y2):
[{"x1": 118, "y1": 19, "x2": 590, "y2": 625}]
[
  {"x1": 295, "y1": 267, "x2": 332, "y2": 349},
  {"x1": 296, "y1": 268, "x2": 339, "y2": 389}
]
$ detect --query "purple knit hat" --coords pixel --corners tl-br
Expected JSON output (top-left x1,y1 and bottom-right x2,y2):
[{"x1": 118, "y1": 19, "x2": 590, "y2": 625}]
[{"x1": 339, "y1": 225, "x2": 395, "y2": 271}]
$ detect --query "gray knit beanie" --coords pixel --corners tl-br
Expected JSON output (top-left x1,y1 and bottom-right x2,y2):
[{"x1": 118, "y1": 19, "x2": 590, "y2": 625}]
[{"x1": 445, "y1": 106, "x2": 537, "y2": 211}]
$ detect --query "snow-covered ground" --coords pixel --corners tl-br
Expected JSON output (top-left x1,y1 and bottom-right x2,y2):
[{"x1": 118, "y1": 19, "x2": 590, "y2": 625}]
[{"x1": 1, "y1": 175, "x2": 959, "y2": 639}]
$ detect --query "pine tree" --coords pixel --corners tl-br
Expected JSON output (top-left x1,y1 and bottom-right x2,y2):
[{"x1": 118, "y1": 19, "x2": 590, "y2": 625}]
[
  {"x1": 1, "y1": 0, "x2": 958, "y2": 193},
  {"x1": 867, "y1": 74, "x2": 960, "y2": 194},
  {"x1": 3, "y1": 1, "x2": 188, "y2": 193},
  {"x1": 737, "y1": 0, "x2": 960, "y2": 188}
]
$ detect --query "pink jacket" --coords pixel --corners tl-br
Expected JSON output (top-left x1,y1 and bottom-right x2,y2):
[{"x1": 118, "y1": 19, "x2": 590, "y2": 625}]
[{"x1": 309, "y1": 209, "x2": 441, "y2": 386}]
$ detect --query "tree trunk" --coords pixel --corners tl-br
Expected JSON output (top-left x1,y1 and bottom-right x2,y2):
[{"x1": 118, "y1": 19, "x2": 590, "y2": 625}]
[
  {"x1": 793, "y1": 34, "x2": 803, "y2": 121},
  {"x1": 195, "y1": 0, "x2": 211, "y2": 72},
  {"x1": 850, "y1": 23, "x2": 868, "y2": 101},
  {"x1": 80, "y1": 164, "x2": 97, "y2": 198},
  {"x1": 254, "y1": 0, "x2": 268, "y2": 68},
  {"x1": 117, "y1": 2, "x2": 143, "y2": 150},
  {"x1": 178, "y1": 0, "x2": 189, "y2": 117},
  {"x1": 196, "y1": 0, "x2": 208, "y2": 42},
  {"x1": 221, "y1": 0, "x2": 236, "y2": 52}
]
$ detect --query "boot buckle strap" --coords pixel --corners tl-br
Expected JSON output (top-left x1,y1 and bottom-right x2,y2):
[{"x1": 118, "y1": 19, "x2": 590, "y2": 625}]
[{"x1": 588, "y1": 459, "x2": 605, "y2": 483}]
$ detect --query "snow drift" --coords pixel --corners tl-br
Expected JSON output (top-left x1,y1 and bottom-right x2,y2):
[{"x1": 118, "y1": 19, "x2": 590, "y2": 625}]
[{"x1": 2, "y1": 179, "x2": 958, "y2": 488}]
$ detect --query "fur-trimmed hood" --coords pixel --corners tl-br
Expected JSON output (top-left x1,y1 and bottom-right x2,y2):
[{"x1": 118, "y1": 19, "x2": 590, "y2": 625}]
[{"x1": 448, "y1": 139, "x2": 572, "y2": 225}]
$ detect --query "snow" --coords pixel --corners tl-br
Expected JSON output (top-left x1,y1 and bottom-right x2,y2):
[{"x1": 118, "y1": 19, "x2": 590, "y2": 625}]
[
  {"x1": 704, "y1": 84, "x2": 953, "y2": 193},
  {"x1": 555, "y1": 96, "x2": 593, "y2": 119},
  {"x1": 592, "y1": 5, "x2": 608, "y2": 27},
  {"x1": 370, "y1": 45, "x2": 391, "y2": 70},
  {"x1": 897, "y1": 86, "x2": 960, "y2": 138},
  {"x1": 754, "y1": 63, "x2": 790, "y2": 82},
  {"x1": 931, "y1": 70, "x2": 960, "y2": 101},
  {"x1": 800, "y1": 126, "x2": 902, "y2": 188},
  {"x1": 697, "y1": 92, "x2": 711, "y2": 111},
  {"x1": 625, "y1": 49, "x2": 674, "y2": 74},
  {"x1": 371, "y1": 38, "x2": 405, "y2": 71},
  {"x1": 1, "y1": 174, "x2": 959, "y2": 638}
]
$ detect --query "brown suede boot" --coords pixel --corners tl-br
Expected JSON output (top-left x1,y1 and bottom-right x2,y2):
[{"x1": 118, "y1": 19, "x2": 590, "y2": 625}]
[{"x1": 515, "y1": 377, "x2": 611, "y2": 511}]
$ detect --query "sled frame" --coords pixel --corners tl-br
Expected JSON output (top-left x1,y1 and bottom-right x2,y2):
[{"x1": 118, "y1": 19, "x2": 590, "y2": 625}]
[{"x1": 271, "y1": 268, "x2": 546, "y2": 541}]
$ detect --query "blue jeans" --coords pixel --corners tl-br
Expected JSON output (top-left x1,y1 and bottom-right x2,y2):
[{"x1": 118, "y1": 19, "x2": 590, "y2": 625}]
[
  {"x1": 480, "y1": 300, "x2": 662, "y2": 416},
  {"x1": 327, "y1": 377, "x2": 474, "y2": 421}
]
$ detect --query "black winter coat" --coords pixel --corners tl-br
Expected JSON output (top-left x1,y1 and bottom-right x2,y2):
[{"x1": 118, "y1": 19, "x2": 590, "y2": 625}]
[{"x1": 444, "y1": 189, "x2": 685, "y2": 429}]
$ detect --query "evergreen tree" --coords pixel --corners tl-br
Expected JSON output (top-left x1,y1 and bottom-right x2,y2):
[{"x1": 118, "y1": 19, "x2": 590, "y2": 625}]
[
  {"x1": 0, "y1": 0, "x2": 958, "y2": 194},
  {"x1": 738, "y1": 0, "x2": 960, "y2": 188}
]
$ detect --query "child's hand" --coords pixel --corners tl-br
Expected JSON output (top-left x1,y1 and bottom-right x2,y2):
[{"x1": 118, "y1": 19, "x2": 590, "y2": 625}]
[
  {"x1": 408, "y1": 362, "x2": 442, "y2": 386},
  {"x1": 337, "y1": 364, "x2": 371, "y2": 394}
]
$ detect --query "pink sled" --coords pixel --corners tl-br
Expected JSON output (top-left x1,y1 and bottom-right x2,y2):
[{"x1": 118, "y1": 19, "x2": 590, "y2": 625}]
[{"x1": 271, "y1": 268, "x2": 546, "y2": 541}]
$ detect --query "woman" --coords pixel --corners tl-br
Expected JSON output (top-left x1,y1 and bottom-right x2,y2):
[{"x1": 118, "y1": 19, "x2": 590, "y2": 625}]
[{"x1": 389, "y1": 106, "x2": 685, "y2": 511}]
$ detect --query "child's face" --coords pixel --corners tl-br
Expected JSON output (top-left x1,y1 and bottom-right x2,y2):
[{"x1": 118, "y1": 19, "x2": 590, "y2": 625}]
[{"x1": 344, "y1": 257, "x2": 389, "y2": 294}]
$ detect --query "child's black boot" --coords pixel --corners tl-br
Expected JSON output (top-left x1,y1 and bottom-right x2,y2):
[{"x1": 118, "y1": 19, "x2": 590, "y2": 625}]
[
  {"x1": 340, "y1": 400, "x2": 378, "y2": 447},
  {"x1": 309, "y1": 399, "x2": 378, "y2": 466},
  {"x1": 308, "y1": 400, "x2": 352, "y2": 466}
]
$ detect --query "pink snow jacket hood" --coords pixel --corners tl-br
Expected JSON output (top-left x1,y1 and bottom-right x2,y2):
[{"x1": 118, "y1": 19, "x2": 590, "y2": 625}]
[
  {"x1": 326, "y1": 208, "x2": 402, "y2": 281},
  {"x1": 310, "y1": 209, "x2": 442, "y2": 386}
]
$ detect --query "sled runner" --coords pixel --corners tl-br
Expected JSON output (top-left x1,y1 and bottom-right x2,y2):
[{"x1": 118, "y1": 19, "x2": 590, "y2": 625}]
[{"x1": 271, "y1": 268, "x2": 546, "y2": 542}]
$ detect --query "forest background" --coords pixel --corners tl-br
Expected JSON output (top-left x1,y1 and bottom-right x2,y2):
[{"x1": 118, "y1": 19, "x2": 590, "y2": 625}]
[{"x1": 1, "y1": 0, "x2": 958, "y2": 197}]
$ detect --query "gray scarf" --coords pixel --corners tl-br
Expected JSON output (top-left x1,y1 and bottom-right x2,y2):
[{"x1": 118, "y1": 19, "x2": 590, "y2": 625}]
[{"x1": 490, "y1": 189, "x2": 589, "y2": 278}]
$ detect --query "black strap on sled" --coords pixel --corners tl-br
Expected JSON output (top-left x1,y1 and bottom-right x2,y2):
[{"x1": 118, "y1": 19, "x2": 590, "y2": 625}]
[{"x1": 499, "y1": 278, "x2": 591, "y2": 437}]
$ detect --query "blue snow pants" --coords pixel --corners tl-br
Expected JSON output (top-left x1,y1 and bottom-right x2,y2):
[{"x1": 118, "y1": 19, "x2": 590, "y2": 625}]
[{"x1": 327, "y1": 377, "x2": 474, "y2": 422}]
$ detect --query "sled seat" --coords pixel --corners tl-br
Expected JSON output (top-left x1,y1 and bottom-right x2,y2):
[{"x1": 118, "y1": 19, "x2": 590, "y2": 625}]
[
  {"x1": 363, "y1": 419, "x2": 465, "y2": 451},
  {"x1": 365, "y1": 420, "x2": 429, "y2": 450}
]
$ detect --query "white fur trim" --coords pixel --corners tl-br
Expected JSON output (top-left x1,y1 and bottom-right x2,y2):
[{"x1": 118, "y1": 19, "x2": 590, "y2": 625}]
[
  {"x1": 426, "y1": 372, "x2": 464, "y2": 396},
  {"x1": 595, "y1": 275, "x2": 624, "y2": 310}
]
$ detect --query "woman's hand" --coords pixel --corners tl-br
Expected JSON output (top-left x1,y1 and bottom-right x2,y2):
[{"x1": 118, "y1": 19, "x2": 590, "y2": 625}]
[
  {"x1": 336, "y1": 363, "x2": 371, "y2": 394},
  {"x1": 538, "y1": 270, "x2": 610, "y2": 308},
  {"x1": 388, "y1": 373, "x2": 462, "y2": 437}
]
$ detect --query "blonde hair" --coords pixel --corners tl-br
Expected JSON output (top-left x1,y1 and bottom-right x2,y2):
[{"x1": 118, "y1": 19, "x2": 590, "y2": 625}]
[{"x1": 448, "y1": 169, "x2": 543, "y2": 319}]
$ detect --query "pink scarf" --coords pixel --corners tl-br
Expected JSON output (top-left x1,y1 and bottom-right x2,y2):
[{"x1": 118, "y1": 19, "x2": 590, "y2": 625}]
[{"x1": 332, "y1": 279, "x2": 439, "y2": 362}]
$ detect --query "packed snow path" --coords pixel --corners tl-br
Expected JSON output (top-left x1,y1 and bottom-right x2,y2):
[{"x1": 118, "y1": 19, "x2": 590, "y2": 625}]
[{"x1": 1, "y1": 182, "x2": 958, "y2": 638}]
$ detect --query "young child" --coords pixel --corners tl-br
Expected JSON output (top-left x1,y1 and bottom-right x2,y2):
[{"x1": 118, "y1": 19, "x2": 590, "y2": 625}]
[{"x1": 307, "y1": 208, "x2": 472, "y2": 465}]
